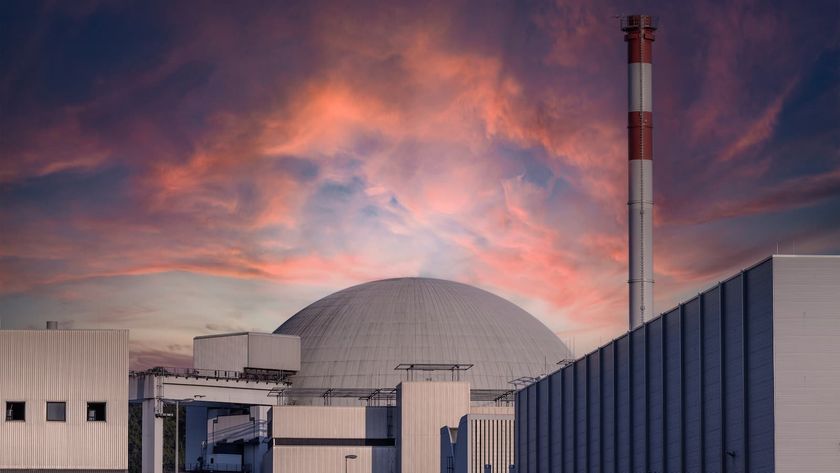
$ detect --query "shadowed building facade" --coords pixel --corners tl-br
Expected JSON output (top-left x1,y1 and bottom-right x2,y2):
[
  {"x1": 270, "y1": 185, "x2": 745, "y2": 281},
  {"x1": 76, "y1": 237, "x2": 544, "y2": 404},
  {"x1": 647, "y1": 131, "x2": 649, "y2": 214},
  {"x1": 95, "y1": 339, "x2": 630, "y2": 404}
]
[{"x1": 515, "y1": 255, "x2": 840, "y2": 473}]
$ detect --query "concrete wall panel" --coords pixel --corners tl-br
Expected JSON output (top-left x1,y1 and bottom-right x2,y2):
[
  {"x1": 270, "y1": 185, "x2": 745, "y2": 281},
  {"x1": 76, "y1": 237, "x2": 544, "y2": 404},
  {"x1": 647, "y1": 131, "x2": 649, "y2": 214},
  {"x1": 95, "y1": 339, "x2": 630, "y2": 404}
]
[
  {"x1": 0, "y1": 329, "x2": 128, "y2": 470},
  {"x1": 193, "y1": 333, "x2": 249, "y2": 372},
  {"x1": 248, "y1": 333, "x2": 301, "y2": 372},
  {"x1": 773, "y1": 255, "x2": 840, "y2": 473},
  {"x1": 272, "y1": 405, "x2": 391, "y2": 439},
  {"x1": 397, "y1": 382, "x2": 469, "y2": 473},
  {"x1": 273, "y1": 445, "x2": 395, "y2": 473},
  {"x1": 193, "y1": 333, "x2": 300, "y2": 372}
]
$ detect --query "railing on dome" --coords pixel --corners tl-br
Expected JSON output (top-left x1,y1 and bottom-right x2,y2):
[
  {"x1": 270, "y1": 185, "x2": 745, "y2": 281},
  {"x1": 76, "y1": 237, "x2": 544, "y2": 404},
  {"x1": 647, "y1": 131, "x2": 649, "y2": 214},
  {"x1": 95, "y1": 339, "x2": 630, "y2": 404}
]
[
  {"x1": 267, "y1": 387, "x2": 399, "y2": 406},
  {"x1": 130, "y1": 366, "x2": 293, "y2": 384},
  {"x1": 267, "y1": 386, "x2": 517, "y2": 406},
  {"x1": 394, "y1": 363, "x2": 474, "y2": 382},
  {"x1": 263, "y1": 362, "x2": 544, "y2": 406},
  {"x1": 508, "y1": 376, "x2": 540, "y2": 390},
  {"x1": 470, "y1": 389, "x2": 516, "y2": 404}
]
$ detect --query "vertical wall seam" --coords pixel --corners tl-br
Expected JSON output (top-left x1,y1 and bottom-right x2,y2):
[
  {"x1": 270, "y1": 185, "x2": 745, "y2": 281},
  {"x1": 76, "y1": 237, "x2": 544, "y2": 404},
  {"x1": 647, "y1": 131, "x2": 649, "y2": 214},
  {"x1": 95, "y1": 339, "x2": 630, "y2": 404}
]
[
  {"x1": 742, "y1": 272, "x2": 749, "y2": 473},
  {"x1": 679, "y1": 304, "x2": 686, "y2": 473},
  {"x1": 700, "y1": 294, "x2": 706, "y2": 473},
  {"x1": 720, "y1": 282, "x2": 727, "y2": 473}
]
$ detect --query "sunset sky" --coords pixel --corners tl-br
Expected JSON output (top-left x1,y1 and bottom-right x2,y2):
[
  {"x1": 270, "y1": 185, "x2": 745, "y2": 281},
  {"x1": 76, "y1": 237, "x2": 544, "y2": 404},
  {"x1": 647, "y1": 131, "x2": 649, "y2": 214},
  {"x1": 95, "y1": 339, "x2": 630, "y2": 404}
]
[{"x1": 1, "y1": 0, "x2": 838, "y2": 368}]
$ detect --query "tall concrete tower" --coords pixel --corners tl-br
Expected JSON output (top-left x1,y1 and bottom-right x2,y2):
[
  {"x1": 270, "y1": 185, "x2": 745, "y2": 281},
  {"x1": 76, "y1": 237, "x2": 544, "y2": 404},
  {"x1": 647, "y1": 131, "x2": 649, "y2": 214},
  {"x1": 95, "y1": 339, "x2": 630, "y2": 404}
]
[{"x1": 622, "y1": 15, "x2": 657, "y2": 330}]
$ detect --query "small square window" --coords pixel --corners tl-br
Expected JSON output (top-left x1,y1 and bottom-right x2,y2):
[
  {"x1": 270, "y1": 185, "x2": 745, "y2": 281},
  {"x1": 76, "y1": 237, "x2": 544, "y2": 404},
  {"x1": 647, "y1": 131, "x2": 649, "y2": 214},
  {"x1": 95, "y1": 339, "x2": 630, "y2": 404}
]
[
  {"x1": 46, "y1": 402, "x2": 66, "y2": 422},
  {"x1": 87, "y1": 402, "x2": 106, "y2": 421},
  {"x1": 5, "y1": 401, "x2": 25, "y2": 421}
]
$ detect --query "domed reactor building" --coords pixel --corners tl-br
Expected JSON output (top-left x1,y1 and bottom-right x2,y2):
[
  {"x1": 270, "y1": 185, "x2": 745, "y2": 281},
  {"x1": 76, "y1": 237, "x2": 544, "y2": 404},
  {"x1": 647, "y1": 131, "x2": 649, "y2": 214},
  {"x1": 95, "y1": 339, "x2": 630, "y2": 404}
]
[
  {"x1": 180, "y1": 277, "x2": 571, "y2": 473},
  {"x1": 275, "y1": 277, "x2": 569, "y2": 393}
]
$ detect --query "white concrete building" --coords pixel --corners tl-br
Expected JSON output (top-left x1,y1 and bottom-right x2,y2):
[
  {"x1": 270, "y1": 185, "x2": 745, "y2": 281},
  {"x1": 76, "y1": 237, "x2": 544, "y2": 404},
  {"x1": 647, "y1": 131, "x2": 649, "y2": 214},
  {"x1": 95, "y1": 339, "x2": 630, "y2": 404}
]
[
  {"x1": 0, "y1": 325, "x2": 129, "y2": 472},
  {"x1": 260, "y1": 381, "x2": 515, "y2": 473},
  {"x1": 177, "y1": 278, "x2": 565, "y2": 473}
]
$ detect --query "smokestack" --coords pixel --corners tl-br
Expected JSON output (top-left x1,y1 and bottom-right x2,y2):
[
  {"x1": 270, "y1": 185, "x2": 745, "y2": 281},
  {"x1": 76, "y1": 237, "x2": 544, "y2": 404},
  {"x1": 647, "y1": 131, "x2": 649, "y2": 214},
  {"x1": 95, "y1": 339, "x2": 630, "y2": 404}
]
[
  {"x1": 622, "y1": 15, "x2": 657, "y2": 330},
  {"x1": 46, "y1": 321, "x2": 58, "y2": 330}
]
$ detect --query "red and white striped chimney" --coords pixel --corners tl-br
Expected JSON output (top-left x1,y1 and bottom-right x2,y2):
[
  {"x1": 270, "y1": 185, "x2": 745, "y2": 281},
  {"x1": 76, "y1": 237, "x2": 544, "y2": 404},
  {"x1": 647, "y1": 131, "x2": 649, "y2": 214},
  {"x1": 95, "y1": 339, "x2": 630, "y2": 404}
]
[{"x1": 622, "y1": 15, "x2": 657, "y2": 330}]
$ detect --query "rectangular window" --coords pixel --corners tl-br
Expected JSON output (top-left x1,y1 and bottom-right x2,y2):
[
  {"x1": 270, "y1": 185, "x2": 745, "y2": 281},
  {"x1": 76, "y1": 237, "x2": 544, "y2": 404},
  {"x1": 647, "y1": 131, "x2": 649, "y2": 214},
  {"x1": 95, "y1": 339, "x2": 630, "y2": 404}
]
[
  {"x1": 46, "y1": 402, "x2": 66, "y2": 422},
  {"x1": 5, "y1": 401, "x2": 25, "y2": 421},
  {"x1": 87, "y1": 402, "x2": 106, "y2": 421}
]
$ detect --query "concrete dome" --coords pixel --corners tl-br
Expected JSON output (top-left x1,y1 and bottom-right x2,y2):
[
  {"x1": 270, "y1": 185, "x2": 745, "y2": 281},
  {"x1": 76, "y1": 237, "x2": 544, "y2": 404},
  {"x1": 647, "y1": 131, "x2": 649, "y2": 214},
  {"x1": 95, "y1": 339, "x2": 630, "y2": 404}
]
[{"x1": 274, "y1": 277, "x2": 570, "y2": 391}]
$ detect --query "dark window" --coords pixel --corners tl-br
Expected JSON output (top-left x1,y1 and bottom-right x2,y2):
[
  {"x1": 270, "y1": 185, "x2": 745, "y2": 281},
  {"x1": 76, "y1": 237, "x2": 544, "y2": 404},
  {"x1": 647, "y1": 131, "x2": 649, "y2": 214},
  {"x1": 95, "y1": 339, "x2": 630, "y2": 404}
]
[
  {"x1": 46, "y1": 402, "x2": 66, "y2": 421},
  {"x1": 87, "y1": 402, "x2": 106, "y2": 421},
  {"x1": 5, "y1": 401, "x2": 25, "y2": 421}
]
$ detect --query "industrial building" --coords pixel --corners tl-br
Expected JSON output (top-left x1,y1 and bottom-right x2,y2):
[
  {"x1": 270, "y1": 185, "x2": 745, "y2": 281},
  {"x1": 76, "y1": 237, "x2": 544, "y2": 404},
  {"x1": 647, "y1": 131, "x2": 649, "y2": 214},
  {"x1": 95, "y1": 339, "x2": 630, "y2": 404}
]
[
  {"x1": 0, "y1": 326, "x2": 129, "y2": 472},
  {"x1": 128, "y1": 277, "x2": 570, "y2": 473},
  {"x1": 3, "y1": 10, "x2": 839, "y2": 473},
  {"x1": 515, "y1": 254, "x2": 840, "y2": 473}
]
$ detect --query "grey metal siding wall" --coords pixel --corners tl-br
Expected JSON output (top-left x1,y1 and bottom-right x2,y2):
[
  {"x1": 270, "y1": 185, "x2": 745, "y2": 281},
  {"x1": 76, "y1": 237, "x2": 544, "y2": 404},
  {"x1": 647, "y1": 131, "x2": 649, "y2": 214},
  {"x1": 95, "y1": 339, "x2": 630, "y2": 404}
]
[
  {"x1": 514, "y1": 259, "x2": 775, "y2": 473},
  {"x1": 702, "y1": 289, "x2": 723, "y2": 471},
  {"x1": 575, "y1": 360, "x2": 586, "y2": 472},
  {"x1": 723, "y1": 276, "x2": 746, "y2": 473},
  {"x1": 773, "y1": 255, "x2": 840, "y2": 472},
  {"x1": 537, "y1": 378, "x2": 550, "y2": 470},
  {"x1": 563, "y1": 366, "x2": 574, "y2": 472},
  {"x1": 600, "y1": 344, "x2": 615, "y2": 473},
  {"x1": 549, "y1": 373, "x2": 563, "y2": 470},
  {"x1": 647, "y1": 318, "x2": 663, "y2": 473},
  {"x1": 683, "y1": 298, "x2": 702, "y2": 472},
  {"x1": 616, "y1": 335, "x2": 630, "y2": 472},
  {"x1": 0, "y1": 329, "x2": 129, "y2": 470},
  {"x1": 588, "y1": 352, "x2": 600, "y2": 473},
  {"x1": 663, "y1": 307, "x2": 682, "y2": 472},
  {"x1": 631, "y1": 328, "x2": 646, "y2": 473},
  {"x1": 527, "y1": 383, "x2": 537, "y2": 470},
  {"x1": 745, "y1": 262, "x2": 775, "y2": 472},
  {"x1": 467, "y1": 416, "x2": 515, "y2": 473},
  {"x1": 515, "y1": 388, "x2": 526, "y2": 471}
]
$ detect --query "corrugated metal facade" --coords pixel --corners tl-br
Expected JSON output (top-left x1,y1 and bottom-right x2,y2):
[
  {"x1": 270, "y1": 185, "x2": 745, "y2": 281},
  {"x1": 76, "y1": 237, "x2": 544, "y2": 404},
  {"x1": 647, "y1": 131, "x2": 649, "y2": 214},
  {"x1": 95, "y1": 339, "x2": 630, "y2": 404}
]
[
  {"x1": 271, "y1": 405, "x2": 392, "y2": 439},
  {"x1": 193, "y1": 333, "x2": 249, "y2": 372},
  {"x1": 397, "y1": 382, "x2": 470, "y2": 473},
  {"x1": 247, "y1": 333, "x2": 301, "y2": 372},
  {"x1": 516, "y1": 258, "x2": 776, "y2": 473},
  {"x1": 271, "y1": 446, "x2": 396, "y2": 473},
  {"x1": 0, "y1": 329, "x2": 129, "y2": 470},
  {"x1": 193, "y1": 332, "x2": 300, "y2": 372},
  {"x1": 442, "y1": 413, "x2": 515, "y2": 473},
  {"x1": 467, "y1": 415, "x2": 514, "y2": 473},
  {"x1": 267, "y1": 405, "x2": 396, "y2": 473},
  {"x1": 772, "y1": 256, "x2": 840, "y2": 472}
]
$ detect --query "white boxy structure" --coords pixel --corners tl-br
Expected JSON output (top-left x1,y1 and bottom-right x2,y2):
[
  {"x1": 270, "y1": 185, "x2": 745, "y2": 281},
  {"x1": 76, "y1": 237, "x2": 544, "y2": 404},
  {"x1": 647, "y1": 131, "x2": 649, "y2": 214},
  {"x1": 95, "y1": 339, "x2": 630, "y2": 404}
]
[
  {"x1": 193, "y1": 332, "x2": 301, "y2": 373},
  {"x1": 0, "y1": 327, "x2": 129, "y2": 472}
]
